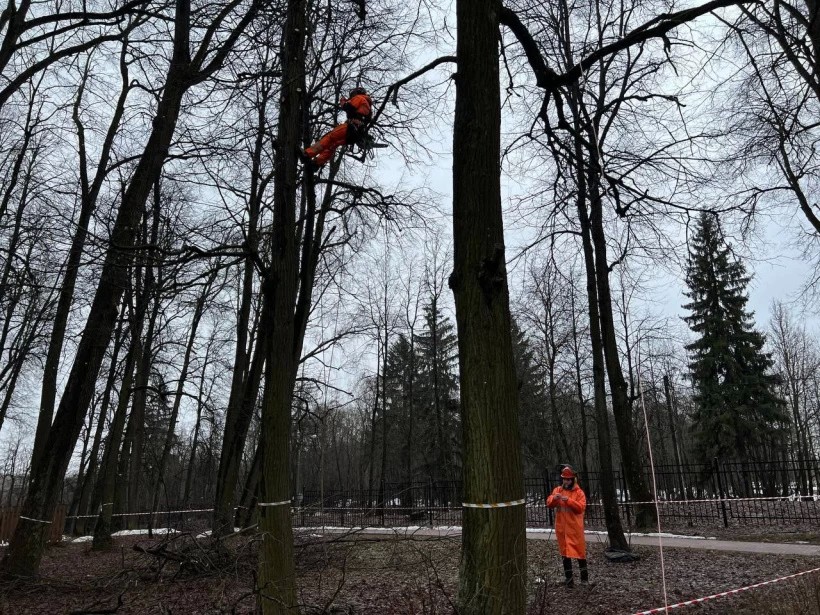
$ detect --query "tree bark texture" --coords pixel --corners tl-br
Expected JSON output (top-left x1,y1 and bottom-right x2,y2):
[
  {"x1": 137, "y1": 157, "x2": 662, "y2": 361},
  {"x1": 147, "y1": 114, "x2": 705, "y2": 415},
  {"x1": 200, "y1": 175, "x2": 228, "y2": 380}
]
[
  {"x1": 451, "y1": 1, "x2": 527, "y2": 612},
  {"x1": 256, "y1": 0, "x2": 305, "y2": 611}
]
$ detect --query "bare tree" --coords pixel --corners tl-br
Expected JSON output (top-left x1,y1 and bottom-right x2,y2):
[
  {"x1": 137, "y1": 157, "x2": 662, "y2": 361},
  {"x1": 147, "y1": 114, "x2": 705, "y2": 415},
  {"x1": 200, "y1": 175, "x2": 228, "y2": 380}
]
[
  {"x1": 2, "y1": 0, "x2": 266, "y2": 577},
  {"x1": 451, "y1": 2, "x2": 527, "y2": 612}
]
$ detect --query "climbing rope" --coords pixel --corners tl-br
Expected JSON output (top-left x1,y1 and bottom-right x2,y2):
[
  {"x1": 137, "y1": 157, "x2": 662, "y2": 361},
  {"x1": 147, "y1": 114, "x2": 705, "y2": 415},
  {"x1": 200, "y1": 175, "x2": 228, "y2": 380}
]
[{"x1": 638, "y1": 344, "x2": 669, "y2": 612}]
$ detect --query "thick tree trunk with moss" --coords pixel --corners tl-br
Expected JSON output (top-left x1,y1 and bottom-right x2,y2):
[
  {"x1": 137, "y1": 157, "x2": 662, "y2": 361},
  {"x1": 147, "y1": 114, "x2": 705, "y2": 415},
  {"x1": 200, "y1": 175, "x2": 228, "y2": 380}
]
[
  {"x1": 451, "y1": 1, "x2": 526, "y2": 612},
  {"x1": 256, "y1": 0, "x2": 305, "y2": 611}
]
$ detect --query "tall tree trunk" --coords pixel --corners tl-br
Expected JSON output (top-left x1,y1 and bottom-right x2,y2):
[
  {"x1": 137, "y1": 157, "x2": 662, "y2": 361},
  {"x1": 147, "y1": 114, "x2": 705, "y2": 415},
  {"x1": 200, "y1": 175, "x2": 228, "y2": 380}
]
[
  {"x1": 1, "y1": 0, "x2": 193, "y2": 576},
  {"x1": 451, "y1": 2, "x2": 526, "y2": 611},
  {"x1": 235, "y1": 434, "x2": 263, "y2": 529},
  {"x1": 577, "y1": 189, "x2": 630, "y2": 552},
  {"x1": 663, "y1": 374, "x2": 686, "y2": 498},
  {"x1": 367, "y1": 358, "x2": 380, "y2": 509},
  {"x1": 256, "y1": 0, "x2": 305, "y2": 610},
  {"x1": 404, "y1": 334, "x2": 416, "y2": 508},
  {"x1": 586, "y1": 163, "x2": 656, "y2": 527},
  {"x1": 123, "y1": 181, "x2": 163, "y2": 524},
  {"x1": 150, "y1": 270, "x2": 214, "y2": 515},
  {"x1": 212, "y1": 76, "x2": 267, "y2": 536},
  {"x1": 212, "y1": 309, "x2": 268, "y2": 535},
  {"x1": 92, "y1": 268, "x2": 150, "y2": 550},
  {"x1": 72, "y1": 311, "x2": 126, "y2": 535},
  {"x1": 377, "y1": 323, "x2": 389, "y2": 518},
  {"x1": 570, "y1": 86, "x2": 629, "y2": 551},
  {"x1": 183, "y1": 346, "x2": 211, "y2": 507},
  {"x1": 30, "y1": 48, "x2": 130, "y2": 472},
  {"x1": 569, "y1": 289, "x2": 590, "y2": 481}
]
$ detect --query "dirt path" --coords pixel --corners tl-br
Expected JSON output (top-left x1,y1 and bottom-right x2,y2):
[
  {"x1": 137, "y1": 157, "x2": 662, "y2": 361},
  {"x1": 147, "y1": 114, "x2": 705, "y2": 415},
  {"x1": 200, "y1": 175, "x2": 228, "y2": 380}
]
[{"x1": 302, "y1": 526, "x2": 820, "y2": 557}]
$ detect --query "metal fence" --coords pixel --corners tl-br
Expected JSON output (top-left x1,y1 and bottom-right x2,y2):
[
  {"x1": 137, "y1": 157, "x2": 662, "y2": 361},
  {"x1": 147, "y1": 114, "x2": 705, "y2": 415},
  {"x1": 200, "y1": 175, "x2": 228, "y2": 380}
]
[{"x1": 292, "y1": 458, "x2": 820, "y2": 530}]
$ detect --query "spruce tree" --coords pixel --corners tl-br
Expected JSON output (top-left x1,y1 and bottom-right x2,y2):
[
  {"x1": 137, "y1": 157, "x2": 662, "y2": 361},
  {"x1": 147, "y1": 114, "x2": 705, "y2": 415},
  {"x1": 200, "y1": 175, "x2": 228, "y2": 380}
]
[
  {"x1": 509, "y1": 319, "x2": 550, "y2": 476},
  {"x1": 384, "y1": 333, "x2": 419, "y2": 502},
  {"x1": 415, "y1": 303, "x2": 459, "y2": 481},
  {"x1": 683, "y1": 213, "x2": 788, "y2": 465}
]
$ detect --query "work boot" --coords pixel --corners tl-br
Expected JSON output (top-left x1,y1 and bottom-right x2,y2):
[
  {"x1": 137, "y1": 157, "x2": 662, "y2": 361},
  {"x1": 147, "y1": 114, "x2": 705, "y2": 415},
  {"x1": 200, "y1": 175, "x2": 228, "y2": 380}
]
[
  {"x1": 579, "y1": 559, "x2": 589, "y2": 583},
  {"x1": 564, "y1": 576, "x2": 574, "y2": 588}
]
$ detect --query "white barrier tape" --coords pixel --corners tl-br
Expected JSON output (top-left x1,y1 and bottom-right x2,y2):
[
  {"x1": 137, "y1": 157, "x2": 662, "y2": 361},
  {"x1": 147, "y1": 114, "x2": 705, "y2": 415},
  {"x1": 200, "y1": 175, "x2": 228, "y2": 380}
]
[
  {"x1": 462, "y1": 498, "x2": 526, "y2": 509},
  {"x1": 633, "y1": 566, "x2": 820, "y2": 614},
  {"x1": 259, "y1": 500, "x2": 292, "y2": 508},
  {"x1": 614, "y1": 496, "x2": 819, "y2": 506},
  {"x1": 62, "y1": 495, "x2": 818, "y2": 521},
  {"x1": 66, "y1": 507, "x2": 215, "y2": 520},
  {"x1": 18, "y1": 515, "x2": 52, "y2": 524},
  {"x1": 292, "y1": 506, "x2": 454, "y2": 511}
]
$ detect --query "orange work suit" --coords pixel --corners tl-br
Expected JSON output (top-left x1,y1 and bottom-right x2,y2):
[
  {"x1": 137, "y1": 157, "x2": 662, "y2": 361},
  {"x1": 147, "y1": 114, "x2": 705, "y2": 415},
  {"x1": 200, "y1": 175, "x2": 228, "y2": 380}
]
[
  {"x1": 304, "y1": 93, "x2": 373, "y2": 166},
  {"x1": 546, "y1": 483, "x2": 587, "y2": 559}
]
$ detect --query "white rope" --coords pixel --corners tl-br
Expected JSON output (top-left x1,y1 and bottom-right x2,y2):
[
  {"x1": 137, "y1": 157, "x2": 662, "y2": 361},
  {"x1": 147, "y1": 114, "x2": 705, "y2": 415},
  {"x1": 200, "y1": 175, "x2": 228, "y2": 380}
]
[
  {"x1": 67, "y1": 507, "x2": 215, "y2": 520},
  {"x1": 613, "y1": 495, "x2": 817, "y2": 505},
  {"x1": 258, "y1": 500, "x2": 292, "y2": 508},
  {"x1": 461, "y1": 498, "x2": 526, "y2": 508},
  {"x1": 18, "y1": 515, "x2": 52, "y2": 524},
  {"x1": 637, "y1": 344, "x2": 669, "y2": 612}
]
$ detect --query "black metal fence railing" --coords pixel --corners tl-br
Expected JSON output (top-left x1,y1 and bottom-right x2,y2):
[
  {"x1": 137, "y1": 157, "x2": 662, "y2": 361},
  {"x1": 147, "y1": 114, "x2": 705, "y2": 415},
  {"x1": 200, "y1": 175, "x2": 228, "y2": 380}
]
[
  {"x1": 292, "y1": 458, "x2": 820, "y2": 530},
  {"x1": 35, "y1": 458, "x2": 820, "y2": 536}
]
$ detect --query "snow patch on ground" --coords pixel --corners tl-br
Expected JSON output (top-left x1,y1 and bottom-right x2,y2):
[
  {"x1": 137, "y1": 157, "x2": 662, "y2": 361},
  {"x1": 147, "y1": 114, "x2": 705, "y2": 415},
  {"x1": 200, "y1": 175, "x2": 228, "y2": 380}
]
[
  {"x1": 113, "y1": 528, "x2": 178, "y2": 537},
  {"x1": 294, "y1": 526, "x2": 717, "y2": 540},
  {"x1": 581, "y1": 529, "x2": 717, "y2": 540},
  {"x1": 67, "y1": 528, "x2": 179, "y2": 543},
  {"x1": 195, "y1": 528, "x2": 241, "y2": 538}
]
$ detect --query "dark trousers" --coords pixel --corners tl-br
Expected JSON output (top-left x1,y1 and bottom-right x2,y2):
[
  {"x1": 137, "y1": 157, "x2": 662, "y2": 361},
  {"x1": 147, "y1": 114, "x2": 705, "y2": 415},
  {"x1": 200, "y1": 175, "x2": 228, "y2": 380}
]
[{"x1": 562, "y1": 556, "x2": 588, "y2": 582}]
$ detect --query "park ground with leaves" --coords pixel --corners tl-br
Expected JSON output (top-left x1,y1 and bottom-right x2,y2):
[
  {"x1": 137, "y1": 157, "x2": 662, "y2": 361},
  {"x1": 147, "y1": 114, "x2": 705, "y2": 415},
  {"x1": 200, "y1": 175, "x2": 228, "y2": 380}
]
[{"x1": 1, "y1": 533, "x2": 819, "y2": 614}]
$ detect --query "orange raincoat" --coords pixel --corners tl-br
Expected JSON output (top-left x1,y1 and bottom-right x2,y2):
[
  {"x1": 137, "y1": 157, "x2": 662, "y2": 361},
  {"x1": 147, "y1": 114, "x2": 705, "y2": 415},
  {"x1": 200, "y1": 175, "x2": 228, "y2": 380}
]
[
  {"x1": 304, "y1": 93, "x2": 373, "y2": 166},
  {"x1": 546, "y1": 482, "x2": 587, "y2": 559}
]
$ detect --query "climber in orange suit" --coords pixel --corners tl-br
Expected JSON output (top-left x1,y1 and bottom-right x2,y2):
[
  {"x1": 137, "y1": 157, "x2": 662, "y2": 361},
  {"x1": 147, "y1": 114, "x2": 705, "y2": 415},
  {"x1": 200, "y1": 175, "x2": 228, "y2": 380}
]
[
  {"x1": 546, "y1": 465, "x2": 589, "y2": 587},
  {"x1": 302, "y1": 87, "x2": 373, "y2": 167}
]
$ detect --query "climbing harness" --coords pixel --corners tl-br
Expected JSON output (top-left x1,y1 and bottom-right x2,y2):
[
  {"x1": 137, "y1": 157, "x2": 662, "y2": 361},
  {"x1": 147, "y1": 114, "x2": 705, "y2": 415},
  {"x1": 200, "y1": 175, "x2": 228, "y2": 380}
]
[{"x1": 347, "y1": 123, "x2": 388, "y2": 161}]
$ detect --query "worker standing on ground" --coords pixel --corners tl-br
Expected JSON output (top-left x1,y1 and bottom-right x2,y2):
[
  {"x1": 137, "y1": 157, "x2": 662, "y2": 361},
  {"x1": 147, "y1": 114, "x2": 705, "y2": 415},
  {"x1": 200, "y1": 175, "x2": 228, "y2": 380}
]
[
  {"x1": 301, "y1": 87, "x2": 373, "y2": 167},
  {"x1": 546, "y1": 465, "x2": 589, "y2": 587}
]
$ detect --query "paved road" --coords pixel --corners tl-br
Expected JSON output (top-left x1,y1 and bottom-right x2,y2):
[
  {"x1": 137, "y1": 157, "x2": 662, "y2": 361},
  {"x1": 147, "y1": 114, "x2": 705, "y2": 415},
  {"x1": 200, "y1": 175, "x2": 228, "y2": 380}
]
[{"x1": 303, "y1": 526, "x2": 820, "y2": 557}]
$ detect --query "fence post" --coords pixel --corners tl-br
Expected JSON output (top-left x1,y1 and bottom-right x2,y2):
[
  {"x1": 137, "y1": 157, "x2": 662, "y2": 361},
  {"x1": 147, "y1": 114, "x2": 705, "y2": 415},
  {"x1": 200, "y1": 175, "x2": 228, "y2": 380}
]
[
  {"x1": 714, "y1": 457, "x2": 729, "y2": 529},
  {"x1": 427, "y1": 480, "x2": 433, "y2": 527},
  {"x1": 542, "y1": 476, "x2": 549, "y2": 527},
  {"x1": 620, "y1": 463, "x2": 631, "y2": 527}
]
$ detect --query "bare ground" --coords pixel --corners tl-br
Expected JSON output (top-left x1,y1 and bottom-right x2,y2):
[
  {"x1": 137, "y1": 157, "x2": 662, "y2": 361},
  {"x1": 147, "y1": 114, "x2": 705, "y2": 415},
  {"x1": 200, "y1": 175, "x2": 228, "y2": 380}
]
[{"x1": 1, "y1": 532, "x2": 819, "y2": 614}]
